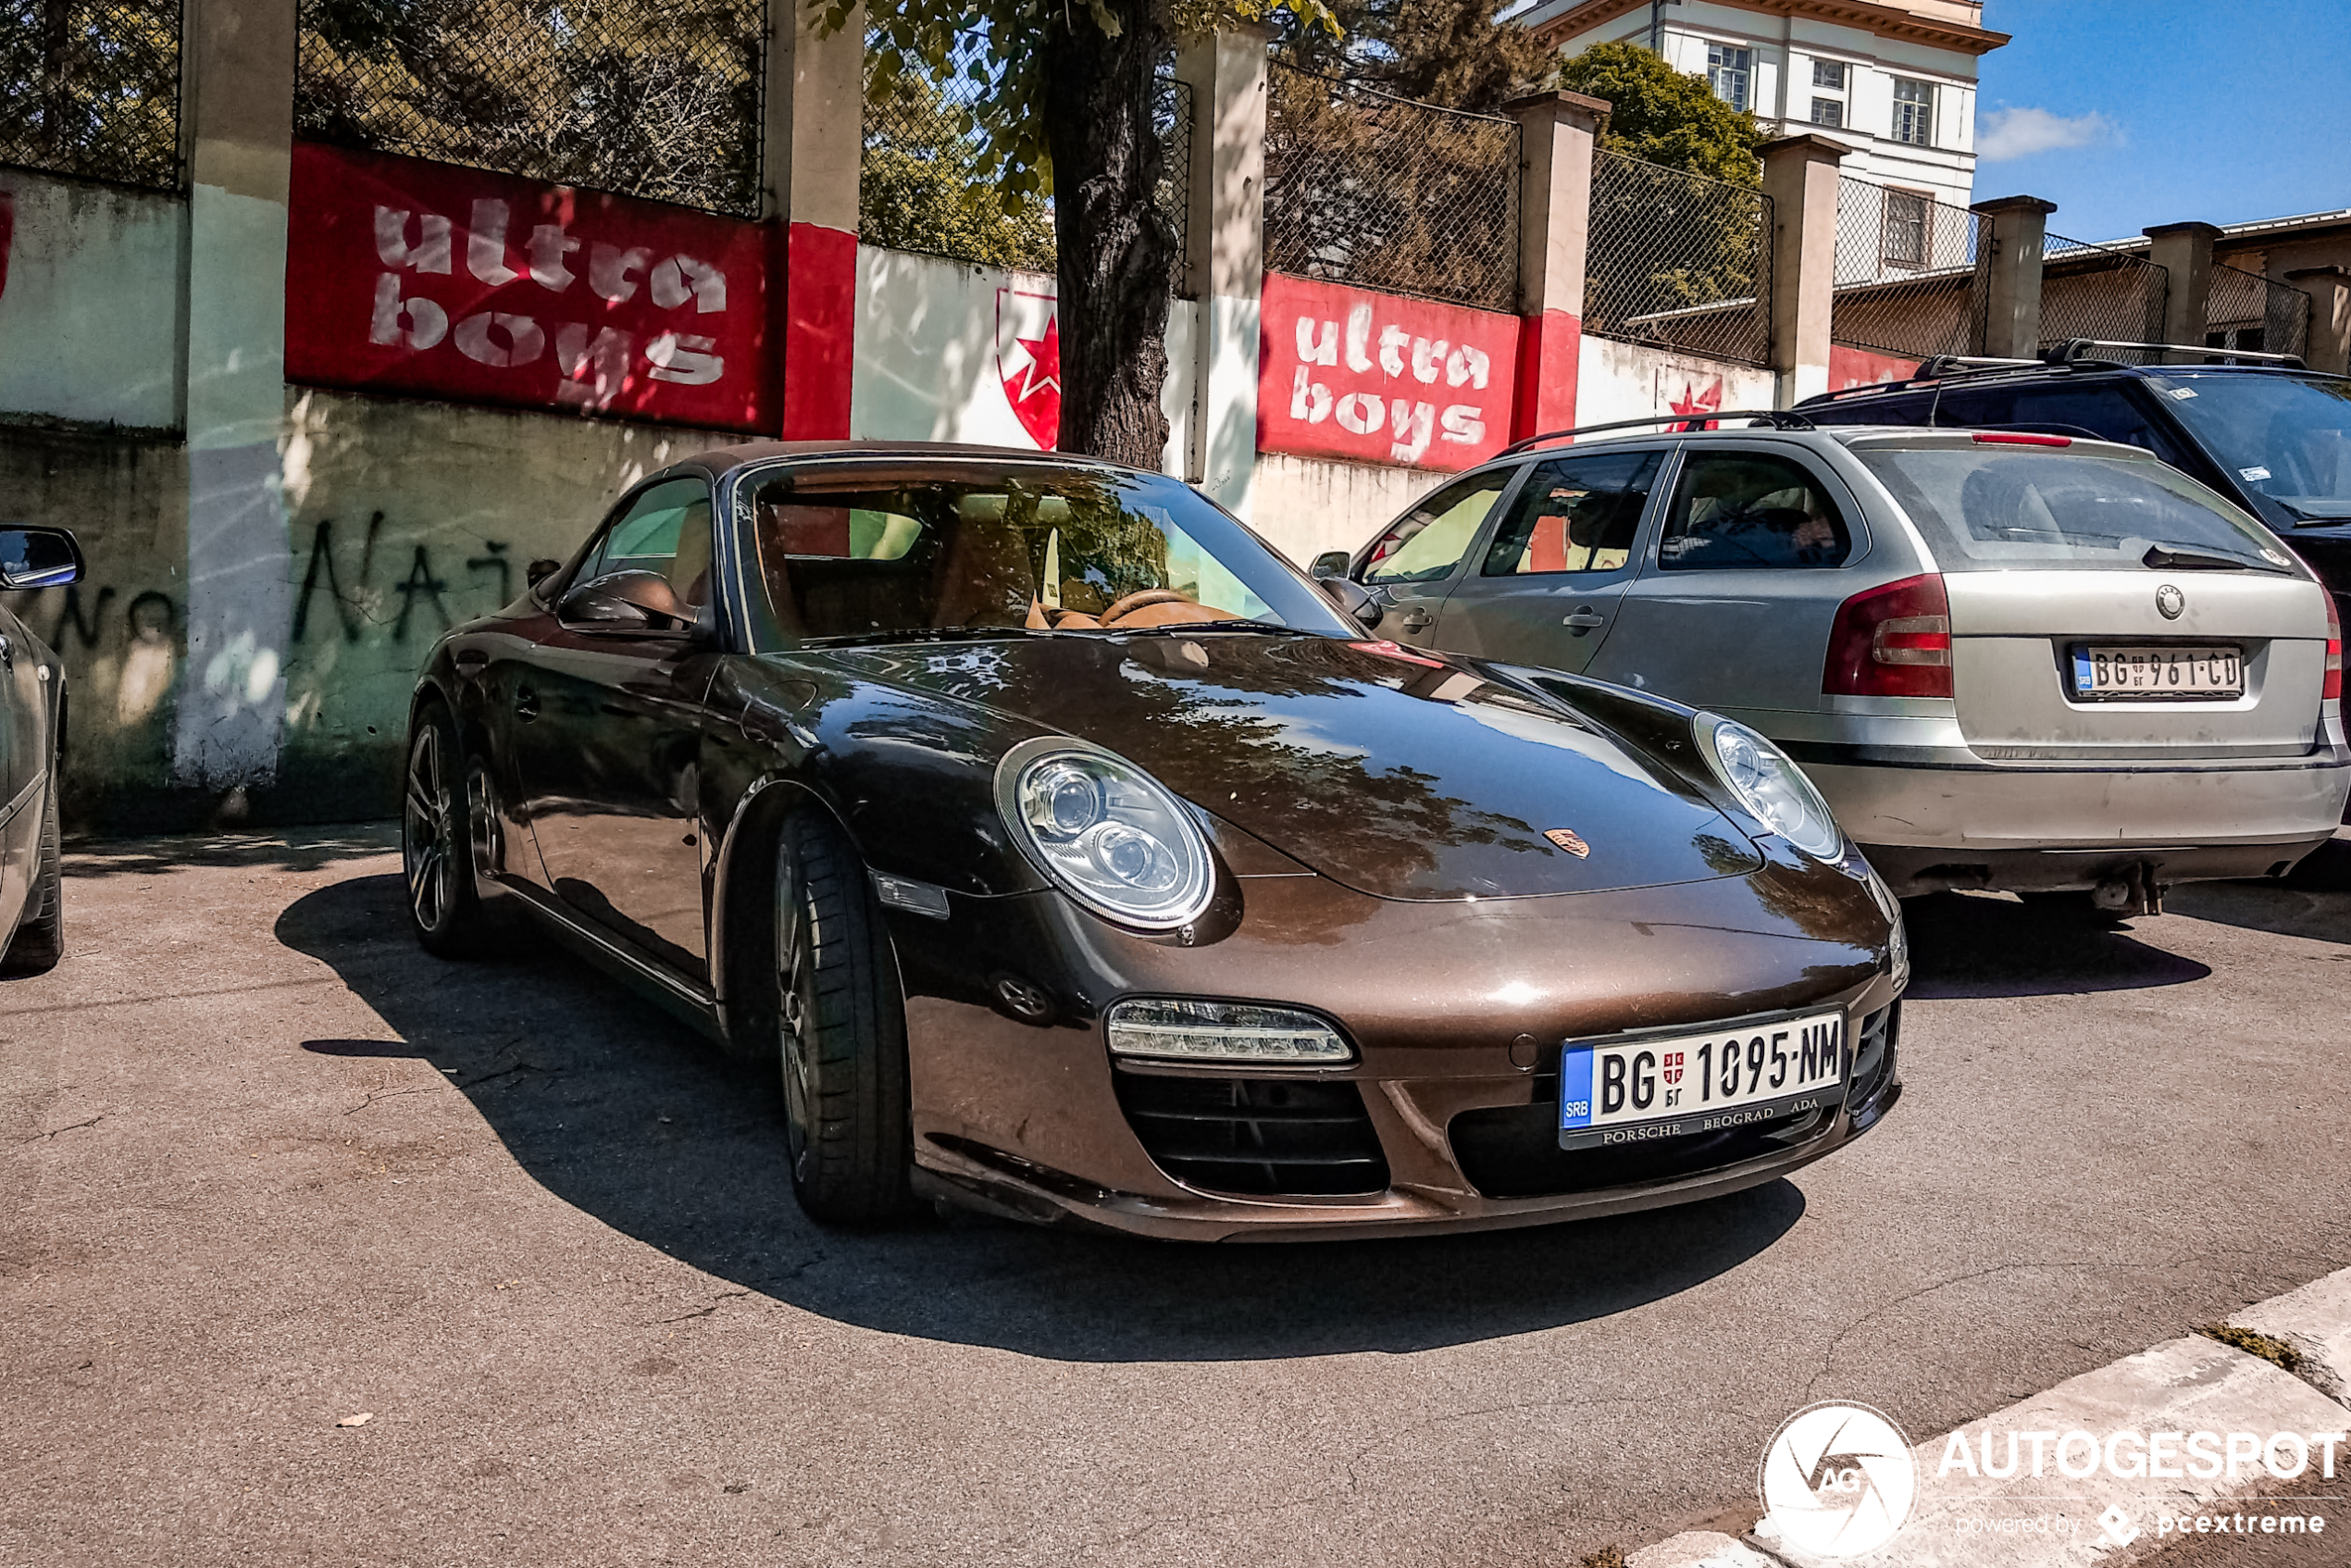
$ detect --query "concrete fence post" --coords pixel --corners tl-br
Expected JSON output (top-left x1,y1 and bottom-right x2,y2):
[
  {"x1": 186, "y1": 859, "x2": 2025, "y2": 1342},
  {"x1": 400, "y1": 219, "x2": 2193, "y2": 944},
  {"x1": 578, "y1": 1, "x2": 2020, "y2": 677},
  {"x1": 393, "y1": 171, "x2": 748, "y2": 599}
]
[
  {"x1": 2285, "y1": 267, "x2": 2351, "y2": 374},
  {"x1": 2144, "y1": 219, "x2": 2222, "y2": 361},
  {"x1": 1970, "y1": 194, "x2": 2057, "y2": 359},
  {"x1": 1759, "y1": 132, "x2": 1848, "y2": 407},
  {"x1": 1175, "y1": 24, "x2": 1268, "y2": 517},
  {"x1": 1503, "y1": 90, "x2": 1607, "y2": 441},
  {"x1": 767, "y1": 0, "x2": 864, "y2": 439},
  {"x1": 177, "y1": 0, "x2": 298, "y2": 795}
]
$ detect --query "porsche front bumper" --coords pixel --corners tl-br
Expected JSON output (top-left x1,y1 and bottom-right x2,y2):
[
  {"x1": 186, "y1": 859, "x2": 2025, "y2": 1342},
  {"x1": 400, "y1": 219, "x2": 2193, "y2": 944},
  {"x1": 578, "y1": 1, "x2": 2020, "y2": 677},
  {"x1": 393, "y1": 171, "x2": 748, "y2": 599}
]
[{"x1": 884, "y1": 870, "x2": 1905, "y2": 1241}]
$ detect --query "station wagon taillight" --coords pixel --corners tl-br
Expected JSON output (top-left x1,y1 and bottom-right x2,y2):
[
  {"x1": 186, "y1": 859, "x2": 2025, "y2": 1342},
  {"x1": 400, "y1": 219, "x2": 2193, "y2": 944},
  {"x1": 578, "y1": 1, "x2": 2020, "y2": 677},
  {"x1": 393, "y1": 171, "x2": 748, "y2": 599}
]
[
  {"x1": 2326, "y1": 592, "x2": 2344, "y2": 707},
  {"x1": 1824, "y1": 573, "x2": 1953, "y2": 698}
]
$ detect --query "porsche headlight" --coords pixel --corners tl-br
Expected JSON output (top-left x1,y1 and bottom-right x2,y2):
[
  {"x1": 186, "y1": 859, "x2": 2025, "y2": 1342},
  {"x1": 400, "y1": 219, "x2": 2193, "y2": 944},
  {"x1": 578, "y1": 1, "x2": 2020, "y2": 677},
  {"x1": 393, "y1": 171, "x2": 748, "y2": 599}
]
[
  {"x1": 996, "y1": 740, "x2": 1213, "y2": 928},
  {"x1": 1695, "y1": 714, "x2": 1845, "y2": 862}
]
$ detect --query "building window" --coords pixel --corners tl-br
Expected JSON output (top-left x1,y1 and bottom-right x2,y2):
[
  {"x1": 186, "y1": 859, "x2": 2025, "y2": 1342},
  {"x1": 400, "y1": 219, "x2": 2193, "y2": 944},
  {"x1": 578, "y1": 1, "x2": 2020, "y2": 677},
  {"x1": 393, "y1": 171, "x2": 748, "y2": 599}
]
[
  {"x1": 1707, "y1": 44, "x2": 1752, "y2": 113},
  {"x1": 1883, "y1": 190, "x2": 1930, "y2": 268},
  {"x1": 1810, "y1": 97, "x2": 1845, "y2": 129},
  {"x1": 1892, "y1": 78, "x2": 1934, "y2": 145},
  {"x1": 1812, "y1": 60, "x2": 1847, "y2": 91}
]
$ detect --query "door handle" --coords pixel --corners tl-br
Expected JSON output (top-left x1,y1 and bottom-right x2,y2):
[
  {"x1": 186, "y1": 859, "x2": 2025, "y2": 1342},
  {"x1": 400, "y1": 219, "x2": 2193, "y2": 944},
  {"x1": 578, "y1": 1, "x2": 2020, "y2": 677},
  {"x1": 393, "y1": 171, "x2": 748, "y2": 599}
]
[
  {"x1": 514, "y1": 687, "x2": 540, "y2": 722},
  {"x1": 1561, "y1": 609, "x2": 1607, "y2": 633},
  {"x1": 1399, "y1": 609, "x2": 1432, "y2": 633}
]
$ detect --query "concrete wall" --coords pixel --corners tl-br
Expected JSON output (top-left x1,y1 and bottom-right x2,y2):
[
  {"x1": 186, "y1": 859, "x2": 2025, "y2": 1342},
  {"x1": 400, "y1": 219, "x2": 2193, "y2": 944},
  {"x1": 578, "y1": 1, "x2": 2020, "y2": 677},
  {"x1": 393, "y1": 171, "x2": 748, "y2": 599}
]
[
  {"x1": 1, "y1": 388, "x2": 736, "y2": 828},
  {"x1": 1575, "y1": 336, "x2": 1778, "y2": 426},
  {"x1": 850, "y1": 245, "x2": 1199, "y2": 473},
  {"x1": 0, "y1": 169, "x2": 187, "y2": 430},
  {"x1": 1250, "y1": 453, "x2": 1435, "y2": 567}
]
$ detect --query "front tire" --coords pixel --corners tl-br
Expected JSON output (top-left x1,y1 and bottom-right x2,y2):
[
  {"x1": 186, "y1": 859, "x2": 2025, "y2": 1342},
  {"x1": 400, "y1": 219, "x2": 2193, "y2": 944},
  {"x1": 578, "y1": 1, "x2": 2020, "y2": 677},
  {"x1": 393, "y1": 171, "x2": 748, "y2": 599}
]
[
  {"x1": 774, "y1": 811, "x2": 913, "y2": 1226},
  {"x1": 402, "y1": 702, "x2": 491, "y2": 958},
  {"x1": 1, "y1": 778, "x2": 64, "y2": 976}
]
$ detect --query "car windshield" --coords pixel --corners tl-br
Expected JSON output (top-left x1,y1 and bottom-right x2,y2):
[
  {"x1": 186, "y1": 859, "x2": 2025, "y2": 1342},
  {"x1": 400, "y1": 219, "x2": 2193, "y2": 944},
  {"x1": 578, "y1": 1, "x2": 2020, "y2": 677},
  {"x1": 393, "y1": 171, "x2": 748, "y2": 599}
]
[
  {"x1": 2149, "y1": 372, "x2": 2351, "y2": 525},
  {"x1": 742, "y1": 463, "x2": 1352, "y2": 647},
  {"x1": 1857, "y1": 446, "x2": 2296, "y2": 573}
]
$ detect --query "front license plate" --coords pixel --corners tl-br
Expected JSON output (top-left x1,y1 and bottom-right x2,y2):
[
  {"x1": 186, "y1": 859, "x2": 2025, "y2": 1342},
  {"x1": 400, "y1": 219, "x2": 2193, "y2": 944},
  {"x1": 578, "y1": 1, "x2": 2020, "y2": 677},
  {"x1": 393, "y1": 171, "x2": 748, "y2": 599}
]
[
  {"x1": 1559, "y1": 1011, "x2": 1846, "y2": 1151},
  {"x1": 2071, "y1": 644, "x2": 2243, "y2": 700}
]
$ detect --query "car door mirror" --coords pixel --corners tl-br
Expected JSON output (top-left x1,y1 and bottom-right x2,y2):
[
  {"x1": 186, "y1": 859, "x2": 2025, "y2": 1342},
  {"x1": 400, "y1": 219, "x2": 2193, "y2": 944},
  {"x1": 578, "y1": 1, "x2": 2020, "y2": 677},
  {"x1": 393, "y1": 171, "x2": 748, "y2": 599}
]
[
  {"x1": 557, "y1": 569, "x2": 699, "y2": 635},
  {"x1": 1318, "y1": 574, "x2": 1384, "y2": 628},
  {"x1": 1310, "y1": 550, "x2": 1351, "y2": 580},
  {"x1": 0, "y1": 526, "x2": 84, "y2": 591}
]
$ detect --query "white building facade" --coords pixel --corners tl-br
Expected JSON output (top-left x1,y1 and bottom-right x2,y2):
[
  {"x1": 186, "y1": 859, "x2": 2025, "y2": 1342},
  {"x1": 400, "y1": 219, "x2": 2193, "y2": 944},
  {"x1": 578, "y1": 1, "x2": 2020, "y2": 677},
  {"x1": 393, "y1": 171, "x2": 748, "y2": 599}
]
[{"x1": 1522, "y1": 0, "x2": 2008, "y2": 212}]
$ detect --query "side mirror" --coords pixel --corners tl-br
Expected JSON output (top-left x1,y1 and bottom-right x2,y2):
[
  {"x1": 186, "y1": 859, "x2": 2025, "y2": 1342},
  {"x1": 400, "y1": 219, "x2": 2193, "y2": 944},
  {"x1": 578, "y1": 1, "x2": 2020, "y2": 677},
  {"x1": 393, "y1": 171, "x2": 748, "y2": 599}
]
[
  {"x1": 556, "y1": 569, "x2": 699, "y2": 635},
  {"x1": 0, "y1": 526, "x2": 84, "y2": 591},
  {"x1": 1310, "y1": 550, "x2": 1351, "y2": 580},
  {"x1": 1318, "y1": 574, "x2": 1384, "y2": 628}
]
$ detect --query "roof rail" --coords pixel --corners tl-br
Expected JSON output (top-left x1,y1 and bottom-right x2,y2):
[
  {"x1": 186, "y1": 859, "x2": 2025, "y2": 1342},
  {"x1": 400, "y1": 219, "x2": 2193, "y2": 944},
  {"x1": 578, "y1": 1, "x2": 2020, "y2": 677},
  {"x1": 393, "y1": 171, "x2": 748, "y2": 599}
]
[
  {"x1": 2043, "y1": 338, "x2": 2309, "y2": 369},
  {"x1": 1499, "y1": 409, "x2": 1815, "y2": 456},
  {"x1": 1797, "y1": 355, "x2": 2072, "y2": 405}
]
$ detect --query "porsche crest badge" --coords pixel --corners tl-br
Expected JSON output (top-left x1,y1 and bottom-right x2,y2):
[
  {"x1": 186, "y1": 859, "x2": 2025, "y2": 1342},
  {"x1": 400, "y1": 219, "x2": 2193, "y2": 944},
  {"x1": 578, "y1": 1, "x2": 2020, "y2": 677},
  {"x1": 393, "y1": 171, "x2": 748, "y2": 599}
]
[{"x1": 1545, "y1": 828, "x2": 1591, "y2": 858}]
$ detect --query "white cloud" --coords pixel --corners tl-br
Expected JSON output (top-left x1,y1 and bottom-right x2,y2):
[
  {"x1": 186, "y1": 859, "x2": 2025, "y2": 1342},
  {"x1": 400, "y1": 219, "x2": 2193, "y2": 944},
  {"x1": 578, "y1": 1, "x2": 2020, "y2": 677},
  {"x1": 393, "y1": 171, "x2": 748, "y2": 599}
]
[{"x1": 1976, "y1": 106, "x2": 2117, "y2": 162}]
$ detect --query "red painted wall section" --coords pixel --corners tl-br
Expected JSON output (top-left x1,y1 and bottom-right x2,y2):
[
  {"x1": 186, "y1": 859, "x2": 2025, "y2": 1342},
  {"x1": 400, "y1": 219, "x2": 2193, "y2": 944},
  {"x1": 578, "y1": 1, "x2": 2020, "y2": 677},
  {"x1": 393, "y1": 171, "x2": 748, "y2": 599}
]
[
  {"x1": 782, "y1": 221, "x2": 857, "y2": 441},
  {"x1": 1257, "y1": 272, "x2": 1520, "y2": 471},
  {"x1": 283, "y1": 143, "x2": 777, "y2": 430},
  {"x1": 1829, "y1": 343, "x2": 1922, "y2": 392},
  {"x1": 1511, "y1": 307, "x2": 1580, "y2": 442}
]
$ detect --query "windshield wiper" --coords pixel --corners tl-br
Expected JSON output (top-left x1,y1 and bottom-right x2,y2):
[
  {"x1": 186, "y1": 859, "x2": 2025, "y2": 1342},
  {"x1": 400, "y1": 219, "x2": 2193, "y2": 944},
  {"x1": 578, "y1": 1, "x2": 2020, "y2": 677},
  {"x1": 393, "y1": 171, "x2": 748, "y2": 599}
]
[{"x1": 2142, "y1": 544, "x2": 2274, "y2": 573}]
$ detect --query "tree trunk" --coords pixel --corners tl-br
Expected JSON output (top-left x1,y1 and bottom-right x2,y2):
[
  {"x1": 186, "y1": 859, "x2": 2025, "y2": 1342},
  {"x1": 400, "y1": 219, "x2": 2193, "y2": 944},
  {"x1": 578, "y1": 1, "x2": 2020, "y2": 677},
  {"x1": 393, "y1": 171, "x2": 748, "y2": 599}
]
[{"x1": 1040, "y1": 3, "x2": 1174, "y2": 468}]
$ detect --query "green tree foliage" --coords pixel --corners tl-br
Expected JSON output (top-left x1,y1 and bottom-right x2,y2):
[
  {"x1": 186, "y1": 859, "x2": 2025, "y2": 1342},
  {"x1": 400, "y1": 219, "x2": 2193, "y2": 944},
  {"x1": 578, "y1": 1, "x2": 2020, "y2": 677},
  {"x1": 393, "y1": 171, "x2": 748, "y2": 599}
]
[
  {"x1": 1272, "y1": 0, "x2": 1553, "y2": 113},
  {"x1": 861, "y1": 65, "x2": 1057, "y2": 272},
  {"x1": 1558, "y1": 39, "x2": 1760, "y2": 185},
  {"x1": 1557, "y1": 40, "x2": 1769, "y2": 359},
  {"x1": 293, "y1": 0, "x2": 765, "y2": 217},
  {"x1": 1, "y1": 0, "x2": 182, "y2": 188}
]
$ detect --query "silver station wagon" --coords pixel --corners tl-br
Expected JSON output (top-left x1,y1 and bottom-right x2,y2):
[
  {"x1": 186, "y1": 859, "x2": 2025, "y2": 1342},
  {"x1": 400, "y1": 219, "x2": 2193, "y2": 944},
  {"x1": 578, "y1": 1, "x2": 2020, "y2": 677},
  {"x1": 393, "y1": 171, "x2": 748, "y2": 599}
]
[{"x1": 1322, "y1": 417, "x2": 2350, "y2": 911}]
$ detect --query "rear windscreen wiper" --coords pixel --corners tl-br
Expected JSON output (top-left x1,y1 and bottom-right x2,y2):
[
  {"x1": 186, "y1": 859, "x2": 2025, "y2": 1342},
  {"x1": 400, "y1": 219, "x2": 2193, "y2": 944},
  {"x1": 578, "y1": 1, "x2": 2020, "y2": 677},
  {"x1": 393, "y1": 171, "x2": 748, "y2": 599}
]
[{"x1": 2142, "y1": 544, "x2": 2275, "y2": 572}]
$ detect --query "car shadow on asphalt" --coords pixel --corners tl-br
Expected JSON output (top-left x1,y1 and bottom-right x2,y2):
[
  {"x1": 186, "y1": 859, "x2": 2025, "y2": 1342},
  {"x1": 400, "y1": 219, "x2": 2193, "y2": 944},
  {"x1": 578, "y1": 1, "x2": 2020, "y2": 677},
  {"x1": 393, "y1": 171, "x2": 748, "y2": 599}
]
[
  {"x1": 67, "y1": 824, "x2": 402, "y2": 877},
  {"x1": 277, "y1": 873, "x2": 1808, "y2": 1363},
  {"x1": 1896, "y1": 891, "x2": 2215, "y2": 1000}
]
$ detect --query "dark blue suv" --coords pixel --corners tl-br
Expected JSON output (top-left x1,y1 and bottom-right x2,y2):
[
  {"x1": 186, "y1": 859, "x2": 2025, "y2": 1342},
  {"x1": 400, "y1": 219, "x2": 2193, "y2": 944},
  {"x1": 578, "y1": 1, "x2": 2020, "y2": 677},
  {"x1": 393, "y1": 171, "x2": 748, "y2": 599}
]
[{"x1": 1800, "y1": 355, "x2": 2351, "y2": 627}]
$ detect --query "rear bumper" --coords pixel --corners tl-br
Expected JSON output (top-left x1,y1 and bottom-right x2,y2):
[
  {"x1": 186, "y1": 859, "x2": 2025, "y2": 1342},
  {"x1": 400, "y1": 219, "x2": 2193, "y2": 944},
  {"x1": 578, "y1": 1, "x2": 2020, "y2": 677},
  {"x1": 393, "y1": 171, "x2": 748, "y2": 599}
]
[{"x1": 1803, "y1": 748, "x2": 2351, "y2": 894}]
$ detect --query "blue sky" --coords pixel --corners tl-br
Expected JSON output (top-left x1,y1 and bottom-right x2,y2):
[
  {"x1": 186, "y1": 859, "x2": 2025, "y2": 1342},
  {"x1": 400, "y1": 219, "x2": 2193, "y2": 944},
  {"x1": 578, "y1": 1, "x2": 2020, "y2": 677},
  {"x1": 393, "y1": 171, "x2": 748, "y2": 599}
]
[{"x1": 1973, "y1": 1, "x2": 2351, "y2": 243}]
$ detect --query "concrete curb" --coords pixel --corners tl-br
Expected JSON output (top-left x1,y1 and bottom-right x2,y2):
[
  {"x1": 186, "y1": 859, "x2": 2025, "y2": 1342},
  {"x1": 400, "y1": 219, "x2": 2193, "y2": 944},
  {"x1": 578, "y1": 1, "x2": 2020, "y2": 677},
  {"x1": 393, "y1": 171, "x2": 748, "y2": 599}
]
[
  {"x1": 1624, "y1": 1265, "x2": 2351, "y2": 1568},
  {"x1": 2231, "y1": 1270, "x2": 2351, "y2": 1412}
]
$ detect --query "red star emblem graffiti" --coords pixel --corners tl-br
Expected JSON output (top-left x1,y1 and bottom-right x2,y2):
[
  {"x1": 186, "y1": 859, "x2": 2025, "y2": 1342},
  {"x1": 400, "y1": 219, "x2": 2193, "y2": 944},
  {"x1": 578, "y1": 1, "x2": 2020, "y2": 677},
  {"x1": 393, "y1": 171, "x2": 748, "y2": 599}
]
[
  {"x1": 1669, "y1": 378, "x2": 1723, "y2": 433},
  {"x1": 995, "y1": 287, "x2": 1063, "y2": 449}
]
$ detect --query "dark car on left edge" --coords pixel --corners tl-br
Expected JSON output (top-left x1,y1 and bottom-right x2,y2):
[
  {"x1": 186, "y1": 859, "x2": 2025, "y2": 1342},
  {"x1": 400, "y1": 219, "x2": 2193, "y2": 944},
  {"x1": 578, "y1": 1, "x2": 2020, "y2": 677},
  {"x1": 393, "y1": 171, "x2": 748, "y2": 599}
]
[
  {"x1": 403, "y1": 442, "x2": 1906, "y2": 1240},
  {"x1": 0, "y1": 525, "x2": 81, "y2": 977}
]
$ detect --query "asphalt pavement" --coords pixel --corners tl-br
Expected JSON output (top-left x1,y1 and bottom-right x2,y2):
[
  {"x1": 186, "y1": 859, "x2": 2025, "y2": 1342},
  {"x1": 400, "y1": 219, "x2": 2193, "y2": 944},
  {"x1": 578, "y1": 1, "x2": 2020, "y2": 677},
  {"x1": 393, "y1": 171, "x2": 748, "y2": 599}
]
[{"x1": 4, "y1": 827, "x2": 2348, "y2": 1567}]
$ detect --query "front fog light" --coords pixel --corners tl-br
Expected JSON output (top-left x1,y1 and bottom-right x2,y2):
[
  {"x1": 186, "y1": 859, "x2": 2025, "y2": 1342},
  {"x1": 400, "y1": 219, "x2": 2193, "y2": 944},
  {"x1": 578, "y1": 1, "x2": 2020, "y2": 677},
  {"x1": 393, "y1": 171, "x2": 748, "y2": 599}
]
[{"x1": 1107, "y1": 999, "x2": 1355, "y2": 1064}]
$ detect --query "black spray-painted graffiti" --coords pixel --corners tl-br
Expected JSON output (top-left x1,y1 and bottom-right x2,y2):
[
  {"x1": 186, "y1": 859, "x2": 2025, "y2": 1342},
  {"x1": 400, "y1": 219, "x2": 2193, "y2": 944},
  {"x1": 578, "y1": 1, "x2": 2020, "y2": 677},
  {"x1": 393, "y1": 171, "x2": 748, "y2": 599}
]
[
  {"x1": 292, "y1": 512, "x2": 514, "y2": 641},
  {"x1": 44, "y1": 584, "x2": 176, "y2": 653}
]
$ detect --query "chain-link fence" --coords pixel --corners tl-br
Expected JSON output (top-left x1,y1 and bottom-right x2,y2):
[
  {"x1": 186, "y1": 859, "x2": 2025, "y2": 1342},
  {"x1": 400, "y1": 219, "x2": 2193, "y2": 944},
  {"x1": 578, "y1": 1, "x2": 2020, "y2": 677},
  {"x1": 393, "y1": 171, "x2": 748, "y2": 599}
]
[
  {"x1": 2038, "y1": 232, "x2": 2169, "y2": 357},
  {"x1": 0, "y1": 0, "x2": 181, "y2": 189},
  {"x1": 1582, "y1": 148, "x2": 1773, "y2": 367},
  {"x1": 1829, "y1": 177, "x2": 1982, "y2": 361},
  {"x1": 1263, "y1": 63, "x2": 1519, "y2": 314},
  {"x1": 862, "y1": 42, "x2": 1193, "y2": 294},
  {"x1": 2205, "y1": 258, "x2": 2309, "y2": 360},
  {"x1": 294, "y1": 0, "x2": 765, "y2": 218}
]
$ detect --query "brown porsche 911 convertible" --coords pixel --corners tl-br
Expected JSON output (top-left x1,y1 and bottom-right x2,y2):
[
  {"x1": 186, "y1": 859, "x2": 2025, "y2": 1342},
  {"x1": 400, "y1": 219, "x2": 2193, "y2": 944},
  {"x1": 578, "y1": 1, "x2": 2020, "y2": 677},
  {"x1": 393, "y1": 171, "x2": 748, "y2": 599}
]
[{"x1": 404, "y1": 442, "x2": 1906, "y2": 1239}]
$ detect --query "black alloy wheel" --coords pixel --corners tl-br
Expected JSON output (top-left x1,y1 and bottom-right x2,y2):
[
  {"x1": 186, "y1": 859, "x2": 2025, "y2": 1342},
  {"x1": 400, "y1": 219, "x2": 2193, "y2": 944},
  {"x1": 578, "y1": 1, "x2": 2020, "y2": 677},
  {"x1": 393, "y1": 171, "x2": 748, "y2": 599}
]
[
  {"x1": 403, "y1": 703, "x2": 490, "y2": 957},
  {"x1": 0, "y1": 776, "x2": 65, "y2": 976},
  {"x1": 773, "y1": 810, "x2": 914, "y2": 1226}
]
